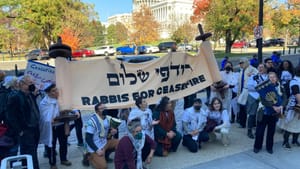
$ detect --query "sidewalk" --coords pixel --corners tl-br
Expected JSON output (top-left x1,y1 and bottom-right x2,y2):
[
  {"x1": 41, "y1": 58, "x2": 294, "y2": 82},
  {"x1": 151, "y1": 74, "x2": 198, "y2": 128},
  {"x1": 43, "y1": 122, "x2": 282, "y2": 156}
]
[{"x1": 37, "y1": 112, "x2": 300, "y2": 169}]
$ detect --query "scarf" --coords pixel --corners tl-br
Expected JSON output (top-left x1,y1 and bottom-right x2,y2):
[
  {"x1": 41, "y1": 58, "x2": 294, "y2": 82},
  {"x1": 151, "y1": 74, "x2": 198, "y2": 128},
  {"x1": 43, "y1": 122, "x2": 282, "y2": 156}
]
[
  {"x1": 157, "y1": 110, "x2": 175, "y2": 151},
  {"x1": 128, "y1": 132, "x2": 145, "y2": 169},
  {"x1": 90, "y1": 113, "x2": 105, "y2": 137}
]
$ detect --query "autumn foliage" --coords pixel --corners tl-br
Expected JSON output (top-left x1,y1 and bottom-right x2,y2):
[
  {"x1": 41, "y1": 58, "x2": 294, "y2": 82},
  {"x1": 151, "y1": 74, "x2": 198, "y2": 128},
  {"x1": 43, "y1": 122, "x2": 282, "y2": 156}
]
[
  {"x1": 191, "y1": 0, "x2": 212, "y2": 23},
  {"x1": 131, "y1": 5, "x2": 160, "y2": 45},
  {"x1": 59, "y1": 27, "x2": 79, "y2": 51}
]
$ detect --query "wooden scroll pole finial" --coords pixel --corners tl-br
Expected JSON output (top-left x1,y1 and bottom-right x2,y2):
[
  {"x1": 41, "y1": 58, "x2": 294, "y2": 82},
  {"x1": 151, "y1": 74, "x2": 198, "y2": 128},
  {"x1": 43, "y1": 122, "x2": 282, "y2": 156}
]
[
  {"x1": 49, "y1": 36, "x2": 72, "y2": 59},
  {"x1": 195, "y1": 24, "x2": 212, "y2": 41}
]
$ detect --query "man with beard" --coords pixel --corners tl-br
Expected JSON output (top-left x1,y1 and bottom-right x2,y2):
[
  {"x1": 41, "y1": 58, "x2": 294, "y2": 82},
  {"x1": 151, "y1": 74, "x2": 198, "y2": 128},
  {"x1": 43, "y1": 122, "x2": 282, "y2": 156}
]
[{"x1": 6, "y1": 75, "x2": 40, "y2": 169}]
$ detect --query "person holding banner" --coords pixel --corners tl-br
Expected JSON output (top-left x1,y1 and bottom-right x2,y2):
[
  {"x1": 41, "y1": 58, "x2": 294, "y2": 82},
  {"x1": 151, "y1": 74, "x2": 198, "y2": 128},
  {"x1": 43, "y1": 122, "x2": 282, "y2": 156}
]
[
  {"x1": 128, "y1": 97, "x2": 159, "y2": 139},
  {"x1": 254, "y1": 72, "x2": 287, "y2": 154},
  {"x1": 85, "y1": 102, "x2": 119, "y2": 169},
  {"x1": 39, "y1": 83, "x2": 74, "y2": 169},
  {"x1": 153, "y1": 96, "x2": 182, "y2": 156}
]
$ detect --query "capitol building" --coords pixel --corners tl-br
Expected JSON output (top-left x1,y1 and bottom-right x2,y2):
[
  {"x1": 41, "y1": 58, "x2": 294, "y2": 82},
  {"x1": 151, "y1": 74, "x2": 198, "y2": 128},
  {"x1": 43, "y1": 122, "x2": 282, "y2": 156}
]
[
  {"x1": 134, "y1": 0, "x2": 194, "y2": 38},
  {"x1": 108, "y1": 0, "x2": 194, "y2": 39}
]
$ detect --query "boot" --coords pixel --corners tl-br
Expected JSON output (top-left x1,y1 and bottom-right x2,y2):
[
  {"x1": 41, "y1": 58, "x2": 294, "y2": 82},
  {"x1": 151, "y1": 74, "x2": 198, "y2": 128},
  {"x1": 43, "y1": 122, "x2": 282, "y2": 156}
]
[
  {"x1": 283, "y1": 131, "x2": 291, "y2": 149},
  {"x1": 247, "y1": 129, "x2": 254, "y2": 139},
  {"x1": 292, "y1": 133, "x2": 300, "y2": 146},
  {"x1": 230, "y1": 112, "x2": 235, "y2": 123}
]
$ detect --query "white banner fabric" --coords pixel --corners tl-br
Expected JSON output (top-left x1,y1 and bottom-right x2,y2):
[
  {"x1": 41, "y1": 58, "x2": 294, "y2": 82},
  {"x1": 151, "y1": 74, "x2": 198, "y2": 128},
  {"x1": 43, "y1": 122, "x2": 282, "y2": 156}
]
[{"x1": 55, "y1": 41, "x2": 221, "y2": 110}]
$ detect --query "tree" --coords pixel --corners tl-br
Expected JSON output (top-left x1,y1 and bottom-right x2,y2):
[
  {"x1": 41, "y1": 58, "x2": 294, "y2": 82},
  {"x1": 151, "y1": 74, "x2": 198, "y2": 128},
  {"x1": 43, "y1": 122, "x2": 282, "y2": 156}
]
[
  {"x1": 107, "y1": 24, "x2": 117, "y2": 44},
  {"x1": 106, "y1": 22, "x2": 129, "y2": 45},
  {"x1": 131, "y1": 5, "x2": 159, "y2": 45},
  {"x1": 60, "y1": 27, "x2": 79, "y2": 51},
  {"x1": 115, "y1": 22, "x2": 129, "y2": 44},
  {"x1": 171, "y1": 22, "x2": 198, "y2": 44},
  {"x1": 192, "y1": 0, "x2": 258, "y2": 53},
  {"x1": 89, "y1": 20, "x2": 106, "y2": 46},
  {"x1": 269, "y1": 0, "x2": 300, "y2": 45},
  {"x1": 0, "y1": 0, "x2": 98, "y2": 49}
]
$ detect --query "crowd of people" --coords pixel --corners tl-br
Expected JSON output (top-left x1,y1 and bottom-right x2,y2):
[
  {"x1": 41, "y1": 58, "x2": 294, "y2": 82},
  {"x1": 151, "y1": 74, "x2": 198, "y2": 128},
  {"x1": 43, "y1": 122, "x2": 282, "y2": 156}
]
[{"x1": 0, "y1": 51, "x2": 300, "y2": 169}]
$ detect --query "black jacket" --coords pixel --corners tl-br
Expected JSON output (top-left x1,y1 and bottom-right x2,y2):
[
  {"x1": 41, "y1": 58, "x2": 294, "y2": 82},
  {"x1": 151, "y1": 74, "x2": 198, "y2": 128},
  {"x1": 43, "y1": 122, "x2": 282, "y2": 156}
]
[{"x1": 6, "y1": 90, "x2": 40, "y2": 137}]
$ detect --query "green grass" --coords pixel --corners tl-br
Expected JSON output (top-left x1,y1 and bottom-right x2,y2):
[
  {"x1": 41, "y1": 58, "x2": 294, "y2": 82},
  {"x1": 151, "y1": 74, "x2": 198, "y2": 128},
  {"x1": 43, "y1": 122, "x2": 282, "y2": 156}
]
[
  {"x1": 0, "y1": 54, "x2": 26, "y2": 61},
  {"x1": 213, "y1": 51, "x2": 256, "y2": 58}
]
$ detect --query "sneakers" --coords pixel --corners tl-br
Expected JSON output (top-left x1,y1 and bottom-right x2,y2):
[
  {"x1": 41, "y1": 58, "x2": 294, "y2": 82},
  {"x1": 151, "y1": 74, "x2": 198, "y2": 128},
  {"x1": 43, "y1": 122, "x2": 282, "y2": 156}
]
[
  {"x1": 61, "y1": 160, "x2": 72, "y2": 166},
  {"x1": 253, "y1": 148, "x2": 260, "y2": 153},
  {"x1": 266, "y1": 149, "x2": 273, "y2": 154},
  {"x1": 247, "y1": 132, "x2": 254, "y2": 139},
  {"x1": 283, "y1": 142, "x2": 291, "y2": 149},
  {"x1": 292, "y1": 141, "x2": 300, "y2": 147}
]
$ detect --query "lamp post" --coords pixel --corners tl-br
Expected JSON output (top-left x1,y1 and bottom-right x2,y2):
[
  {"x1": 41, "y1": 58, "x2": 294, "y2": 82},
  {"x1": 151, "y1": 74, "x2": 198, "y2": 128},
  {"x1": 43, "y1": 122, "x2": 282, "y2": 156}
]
[{"x1": 257, "y1": 0, "x2": 264, "y2": 63}]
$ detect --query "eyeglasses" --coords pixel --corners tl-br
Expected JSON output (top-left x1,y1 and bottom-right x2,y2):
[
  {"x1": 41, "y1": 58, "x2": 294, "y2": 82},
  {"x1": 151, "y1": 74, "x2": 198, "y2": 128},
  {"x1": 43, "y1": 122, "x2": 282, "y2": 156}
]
[
  {"x1": 267, "y1": 61, "x2": 273, "y2": 64},
  {"x1": 239, "y1": 62, "x2": 244, "y2": 64}
]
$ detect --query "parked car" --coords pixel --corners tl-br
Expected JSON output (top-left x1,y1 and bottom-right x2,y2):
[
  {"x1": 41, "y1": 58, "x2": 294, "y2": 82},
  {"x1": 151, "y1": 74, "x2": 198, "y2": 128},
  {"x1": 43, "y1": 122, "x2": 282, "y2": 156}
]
[
  {"x1": 263, "y1": 38, "x2": 285, "y2": 47},
  {"x1": 116, "y1": 55, "x2": 158, "y2": 63},
  {"x1": 116, "y1": 45, "x2": 146, "y2": 55},
  {"x1": 232, "y1": 41, "x2": 248, "y2": 48},
  {"x1": 72, "y1": 49, "x2": 94, "y2": 58},
  {"x1": 94, "y1": 46, "x2": 115, "y2": 56},
  {"x1": 289, "y1": 38, "x2": 299, "y2": 46},
  {"x1": 145, "y1": 46, "x2": 160, "y2": 53},
  {"x1": 158, "y1": 42, "x2": 177, "y2": 52},
  {"x1": 177, "y1": 44, "x2": 193, "y2": 51},
  {"x1": 25, "y1": 49, "x2": 49, "y2": 60},
  {"x1": 248, "y1": 40, "x2": 257, "y2": 48}
]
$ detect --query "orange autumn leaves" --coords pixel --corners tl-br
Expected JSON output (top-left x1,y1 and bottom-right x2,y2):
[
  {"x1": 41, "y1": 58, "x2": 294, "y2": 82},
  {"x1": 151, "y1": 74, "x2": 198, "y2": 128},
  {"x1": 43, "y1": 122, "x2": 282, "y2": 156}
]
[
  {"x1": 191, "y1": 0, "x2": 212, "y2": 23},
  {"x1": 59, "y1": 27, "x2": 79, "y2": 51}
]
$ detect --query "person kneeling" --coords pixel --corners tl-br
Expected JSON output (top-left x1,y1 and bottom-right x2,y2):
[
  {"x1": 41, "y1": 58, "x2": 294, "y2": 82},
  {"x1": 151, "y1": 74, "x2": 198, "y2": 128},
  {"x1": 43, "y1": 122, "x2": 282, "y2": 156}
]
[
  {"x1": 153, "y1": 96, "x2": 182, "y2": 156},
  {"x1": 205, "y1": 97, "x2": 231, "y2": 146},
  {"x1": 114, "y1": 118, "x2": 156, "y2": 169},
  {"x1": 182, "y1": 98, "x2": 209, "y2": 152},
  {"x1": 85, "y1": 103, "x2": 119, "y2": 169}
]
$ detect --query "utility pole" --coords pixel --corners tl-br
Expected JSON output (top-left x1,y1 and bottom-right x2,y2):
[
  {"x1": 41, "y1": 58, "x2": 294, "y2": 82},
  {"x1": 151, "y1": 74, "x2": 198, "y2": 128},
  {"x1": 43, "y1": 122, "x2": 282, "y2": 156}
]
[{"x1": 257, "y1": 0, "x2": 264, "y2": 63}]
